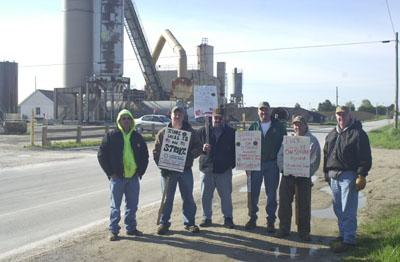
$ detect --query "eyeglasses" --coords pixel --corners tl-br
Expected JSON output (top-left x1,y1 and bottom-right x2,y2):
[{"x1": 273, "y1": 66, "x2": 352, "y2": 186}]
[{"x1": 121, "y1": 117, "x2": 132, "y2": 121}]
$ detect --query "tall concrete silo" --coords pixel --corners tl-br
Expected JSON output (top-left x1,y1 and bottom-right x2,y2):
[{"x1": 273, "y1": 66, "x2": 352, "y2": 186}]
[
  {"x1": 0, "y1": 61, "x2": 18, "y2": 113},
  {"x1": 197, "y1": 38, "x2": 214, "y2": 77},
  {"x1": 231, "y1": 68, "x2": 243, "y2": 107},
  {"x1": 62, "y1": 0, "x2": 94, "y2": 88}
]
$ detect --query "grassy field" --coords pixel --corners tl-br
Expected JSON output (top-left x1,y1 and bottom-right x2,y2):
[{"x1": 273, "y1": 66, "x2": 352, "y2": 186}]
[{"x1": 368, "y1": 125, "x2": 400, "y2": 150}]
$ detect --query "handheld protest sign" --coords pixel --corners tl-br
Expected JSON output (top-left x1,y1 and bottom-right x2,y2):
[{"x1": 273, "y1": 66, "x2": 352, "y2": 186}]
[
  {"x1": 282, "y1": 136, "x2": 311, "y2": 177},
  {"x1": 158, "y1": 128, "x2": 191, "y2": 173},
  {"x1": 235, "y1": 131, "x2": 262, "y2": 171}
]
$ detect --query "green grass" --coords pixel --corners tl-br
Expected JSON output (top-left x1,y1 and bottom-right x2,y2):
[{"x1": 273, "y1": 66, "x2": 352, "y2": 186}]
[
  {"x1": 343, "y1": 204, "x2": 400, "y2": 262},
  {"x1": 368, "y1": 125, "x2": 400, "y2": 149}
]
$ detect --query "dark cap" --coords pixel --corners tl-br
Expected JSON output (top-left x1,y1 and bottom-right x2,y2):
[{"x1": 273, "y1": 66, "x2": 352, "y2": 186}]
[
  {"x1": 212, "y1": 108, "x2": 224, "y2": 117},
  {"x1": 292, "y1": 115, "x2": 307, "y2": 125},
  {"x1": 336, "y1": 106, "x2": 349, "y2": 114},
  {"x1": 258, "y1": 101, "x2": 270, "y2": 109},
  {"x1": 171, "y1": 106, "x2": 184, "y2": 113}
]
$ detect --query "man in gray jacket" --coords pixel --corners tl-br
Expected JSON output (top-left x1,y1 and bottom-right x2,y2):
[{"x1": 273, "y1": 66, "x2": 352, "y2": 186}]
[{"x1": 275, "y1": 116, "x2": 321, "y2": 241}]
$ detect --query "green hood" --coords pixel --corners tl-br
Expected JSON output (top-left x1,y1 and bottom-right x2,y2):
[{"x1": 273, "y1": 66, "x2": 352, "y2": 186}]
[{"x1": 117, "y1": 109, "x2": 136, "y2": 133}]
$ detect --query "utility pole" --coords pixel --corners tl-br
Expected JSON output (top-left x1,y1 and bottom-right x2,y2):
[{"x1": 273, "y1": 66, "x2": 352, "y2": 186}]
[{"x1": 395, "y1": 32, "x2": 399, "y2": 129}]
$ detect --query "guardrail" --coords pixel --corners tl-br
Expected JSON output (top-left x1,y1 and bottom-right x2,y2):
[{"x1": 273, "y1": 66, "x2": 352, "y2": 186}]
[{"x1": 41, "y1": 124, "x2": 160, "y2": 146}]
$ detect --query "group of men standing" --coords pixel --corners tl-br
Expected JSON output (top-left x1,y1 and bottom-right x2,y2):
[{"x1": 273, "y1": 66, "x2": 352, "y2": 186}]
[{"x1": 97, "y1": 102, "x2": 371, "y2": 253}]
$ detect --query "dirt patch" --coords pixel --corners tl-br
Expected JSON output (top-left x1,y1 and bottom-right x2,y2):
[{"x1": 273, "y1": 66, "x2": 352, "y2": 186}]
[{"x1": 4, "y1": 148, "x2": 400, "y2": 262}]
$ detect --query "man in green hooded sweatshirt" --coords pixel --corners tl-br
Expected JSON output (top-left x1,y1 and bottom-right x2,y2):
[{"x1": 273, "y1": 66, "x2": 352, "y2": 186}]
[{"x1": 98, "y1": 109, "x2": 149, "y2": 241}]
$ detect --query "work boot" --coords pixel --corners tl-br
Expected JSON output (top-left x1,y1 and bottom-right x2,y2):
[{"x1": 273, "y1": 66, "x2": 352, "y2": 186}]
[
  {"x1": 299, "y1": 233, "x2": 312, "y2": 241},
  {"x1": 200, "y1": 219, "x2": 212, "y2": 227},
  {"x1": 245, "y1": 219, "x2": 256, "y2": 230},
  {"x1": 157, "y1": 224, "x2": 169, "y2": 235},
  {"x1": 266, "y1": 223, "x2": 275, "y2": 233},
  {"x1": 127, "y1": 229, "x2": 143, "y2": 236},
  {"x1": 184, "y1": 224, "x2": 200, "y2": 233},
  {"x1": 333, "y1": 242, "x2": 355, "y2": 253},
  {"x1": 109, "y1": 233, "x2": 118, "y2": 241},
  {"x1": 274, "y1": 230, "x2": 289, "y2": 238},
  {"x1": 224, "y1": 218, "x2": 235, "y2": 229}
]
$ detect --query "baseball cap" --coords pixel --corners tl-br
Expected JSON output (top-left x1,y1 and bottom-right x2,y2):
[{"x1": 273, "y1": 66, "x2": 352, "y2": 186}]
[
  {"x1": 212, "y1": 108, "x2": 224, "y2": 117},
  {"x1": 258, "y1": 101, "x2": 270, "y2": 109},
  {"x1": 171, "y1": 106, "x2": 184, "y2": 113},
  {"x1": 292, "y1": 115, "x2": 307, "y2": 125},
  {"x1": 336, "y1": 106, "x2": 349, "y2": 114}
]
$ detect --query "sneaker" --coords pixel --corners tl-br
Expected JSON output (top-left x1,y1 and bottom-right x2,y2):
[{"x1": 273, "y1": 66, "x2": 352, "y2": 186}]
[
  {"x1": 266, "y1": 224, "x2": 275, "y2": 233},
  {"x1": 333, "y1": 242, "x2": 355, "y2": 253},
  {"x1": 157, "y1": 224, "x2": 169, "y2": 235},
  {"x1": 109, "y1": 233, "x2": 118, "y2": 241},
  {"x1": 200, "y1": 219, "x2": 212, "y2": 227},
  {"x1": 184, "y1": 224, "x2": 200, "y2": 233},
  {"x1": 299, "y1": 233, "x2": 312, "y2": 241},
  {"x1": 224, "y1": 218, "x2": 235, "y2": 229},
  {"x1": 127, "y1": 229, "x2": 143, "y2": 236},
  {"x1": 245, "y1": 219, "x2": 257, "y2": 230},
  {"x1": 274, "y1": 230, "x2": 289, "y2": 238}
]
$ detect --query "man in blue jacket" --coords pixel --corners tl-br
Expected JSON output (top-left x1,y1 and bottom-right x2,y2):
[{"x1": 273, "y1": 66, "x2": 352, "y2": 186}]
[
  {"x1": 197, "y1": 108, "x2": 236, "y2": 228},
  {"x1": 98, "y1": 109, "x2": 149, "y2": 241},
  {"x1": 245, "y1": 101, "x2": 287, "y2": 232}
]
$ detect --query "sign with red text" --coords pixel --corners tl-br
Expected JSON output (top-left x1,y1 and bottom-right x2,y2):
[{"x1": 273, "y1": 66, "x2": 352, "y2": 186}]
[
  {"x1": 282, "y1": 136, "x2": 310, "y2": 177},
  {"x1": 235, "y1": 131, "x2": 261, "y2": 171},
  {"x1": 158, "y1": 128, "x2": 191, "y2": 172},
  {"x1": 194, "y1": 85, "x2": 218, "y2": 118}
]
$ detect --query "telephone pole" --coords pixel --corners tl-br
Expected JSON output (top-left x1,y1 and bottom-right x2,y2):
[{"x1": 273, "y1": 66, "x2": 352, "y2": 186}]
[{"x1": 395, "y1": 32, "x2": 399, "y2": 129}]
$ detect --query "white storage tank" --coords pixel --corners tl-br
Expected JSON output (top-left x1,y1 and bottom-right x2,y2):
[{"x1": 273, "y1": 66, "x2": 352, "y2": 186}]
[{"x1": 62, "y1": 0, "x2": 94, "y2": 88}]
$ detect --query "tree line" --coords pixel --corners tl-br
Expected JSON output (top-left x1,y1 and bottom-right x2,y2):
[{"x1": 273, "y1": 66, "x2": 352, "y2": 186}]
[{"x1": 316, "y1": 99, "x2": 394, "y2": 115}]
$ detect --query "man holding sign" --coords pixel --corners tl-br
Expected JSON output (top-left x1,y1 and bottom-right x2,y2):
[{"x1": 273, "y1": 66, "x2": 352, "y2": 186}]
[
  {"x1": 275, "y1": 116, "x2": 321, "y2": 241},
  {"x1": 197, "y1": 108, "x2": 236, "y2": 229},
  {"x1": 245, "y1": 101, "x2": 287, "y2": 232},
  {"x1": 153, "y1": 106, "x2": 202, "y2": 235}
]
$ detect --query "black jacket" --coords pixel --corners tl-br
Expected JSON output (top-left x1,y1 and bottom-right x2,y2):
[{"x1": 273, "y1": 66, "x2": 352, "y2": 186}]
[
  {"x1": 323, "y1": 120, "x2": 372, "y2": 176},
  {"x1": 98, "y1": 129, "x2": 149, "y2": 179},
  {"x1": 197, "y1": 124, "x2": 236, "y2": 173}
]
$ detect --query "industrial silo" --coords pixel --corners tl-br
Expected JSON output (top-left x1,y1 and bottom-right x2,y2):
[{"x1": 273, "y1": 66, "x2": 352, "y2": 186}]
[
  {"x1": 231, "y1": 68, "x2": 243, "y2": 107},
  {"x1": 197, "y1": 38, "x2": 214, "y2": 77},
  {"x1": 0, "y1": 61, "x2": 18, "y2": 113},
  {"x1": 62, "y1": 0, "x2": 94, "y2": 88}
]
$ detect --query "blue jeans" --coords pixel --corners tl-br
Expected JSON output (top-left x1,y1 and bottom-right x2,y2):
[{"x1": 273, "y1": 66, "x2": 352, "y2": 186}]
[
  {"x1": 200, "y1": 169, "x2": 233, "y2": 220},
  {"x1": 159, "y1": 169, "x2": 197, "y2": 227},
  {"x1": 330, "y1": 171, "x2": 358, "y2": 244},
  {"x1": 109, "y1": 176, "x2": 140, "y2": 234},
  {"x1": 250, "y1": 161, "x2": 280, "y2": 224}
]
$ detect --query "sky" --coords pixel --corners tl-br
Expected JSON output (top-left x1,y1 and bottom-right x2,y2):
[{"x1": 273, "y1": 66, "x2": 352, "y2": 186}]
[{"x1": 0, "y1": 0, "x2": 399, "y2": 110}]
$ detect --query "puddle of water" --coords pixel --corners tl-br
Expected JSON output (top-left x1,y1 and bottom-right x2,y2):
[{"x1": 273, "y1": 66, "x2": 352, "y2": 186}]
[
  {"x1": 274, "y1": 247, "x2": 279, "y2": 258},
  {"x1": 290, "y1": 247, "x2": 297, "y2": 258},
  {"x1": 17, "y1": 154, "x2": 31, "y2": 157},
  {"x1": 238, "y1": 184, "x2": 265, "y2": 193}
]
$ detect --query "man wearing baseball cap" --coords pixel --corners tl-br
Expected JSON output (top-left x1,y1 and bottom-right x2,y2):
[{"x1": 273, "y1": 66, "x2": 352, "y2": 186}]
[
  {"x1": 197, "y1": 108, "x2": 236, "y2": 229},
  {"x1": 275, "y1": 115, "x2": 321, "y2": 241},
  {"x1": 245, "y1": 101, "x2": 287, "y2": 232},
  {"x1": 324, "y1": 106, "x2": 372, "y2": 252}
]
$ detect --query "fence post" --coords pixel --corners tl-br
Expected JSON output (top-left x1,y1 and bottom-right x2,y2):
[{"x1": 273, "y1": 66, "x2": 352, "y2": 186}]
[
  {"x1": 77, "y1": 126, "x2": 82, "y2": 144},
  {"x1": 152, "y1": 124, "x2": 155, "y2": 136},
  {"x1": 42, "y1": 126, "x2": 48, "y2": 147}
]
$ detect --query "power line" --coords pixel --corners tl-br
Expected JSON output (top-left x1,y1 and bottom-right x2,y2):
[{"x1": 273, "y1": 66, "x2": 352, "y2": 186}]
[
  {"x1": 385, "y1": 0, "x2": 396, "y2": 36},
  {"x1": 19, "y1": 39, "x2": 396, "y2": 69}
]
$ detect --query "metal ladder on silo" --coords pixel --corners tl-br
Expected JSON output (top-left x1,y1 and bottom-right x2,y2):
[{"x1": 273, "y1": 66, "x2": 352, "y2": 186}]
[{"x1": 123, "y1": 0, "x2": 164, "y2": 100}]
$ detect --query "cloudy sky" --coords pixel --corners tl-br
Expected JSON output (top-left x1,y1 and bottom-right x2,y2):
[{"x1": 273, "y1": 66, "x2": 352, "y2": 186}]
[{"x1": 0, "y1": 0, "x2": 399, "y2": 110}]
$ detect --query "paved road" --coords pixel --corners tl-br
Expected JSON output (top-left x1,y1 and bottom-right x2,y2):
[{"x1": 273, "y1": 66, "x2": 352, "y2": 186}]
[{"x1": 0, "y1": 119, "x2": 391, "y2": 259}]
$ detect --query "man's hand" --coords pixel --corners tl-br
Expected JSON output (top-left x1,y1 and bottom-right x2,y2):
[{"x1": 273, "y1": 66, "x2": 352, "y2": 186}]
[
  {"x1": 203, "y1": 143, "x2": 211, "y2": 153},
  {"x1": 356, "y1": 175, "x2": 366, "y2": 191},
  {"x1": 161, "y1": 169, "x2": 171, "y2": 178}
]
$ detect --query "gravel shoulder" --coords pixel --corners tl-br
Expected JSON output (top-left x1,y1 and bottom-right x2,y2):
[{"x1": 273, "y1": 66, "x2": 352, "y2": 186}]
[{"x1": 2, "y1": 137, "x2": 399, "y2": 262}]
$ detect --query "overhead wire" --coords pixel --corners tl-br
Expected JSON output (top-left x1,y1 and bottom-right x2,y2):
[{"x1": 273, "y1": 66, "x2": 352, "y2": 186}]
[
  {"x1": 385, "y1": 0, "x2": 396, "y2": 36},
  {"x1": 19, "y1": 39, "x2": 396, "y2": 69}
]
